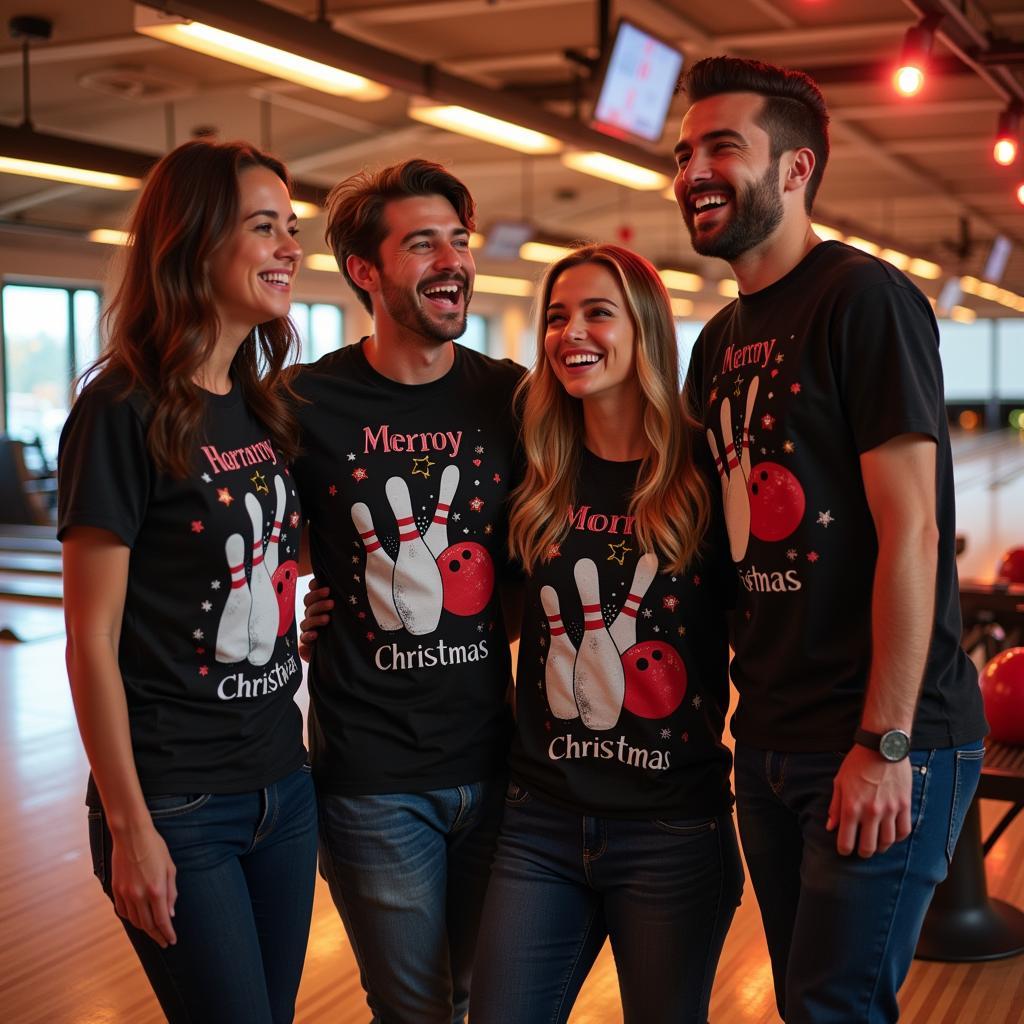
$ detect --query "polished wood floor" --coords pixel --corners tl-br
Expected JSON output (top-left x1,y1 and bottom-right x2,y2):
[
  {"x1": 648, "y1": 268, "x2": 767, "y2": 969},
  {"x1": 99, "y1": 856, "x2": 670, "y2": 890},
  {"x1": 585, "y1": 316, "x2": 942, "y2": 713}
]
[{"x1": 3, "y1": 429, "x2": 1024, "y2": 1023}]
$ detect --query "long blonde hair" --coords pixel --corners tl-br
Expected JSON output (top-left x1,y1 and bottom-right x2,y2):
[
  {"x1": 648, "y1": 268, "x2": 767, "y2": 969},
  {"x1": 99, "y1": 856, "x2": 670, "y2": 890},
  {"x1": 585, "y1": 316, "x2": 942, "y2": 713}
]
[{"x1": 508, "y1": 243, "x2": 710, "y2": 575}]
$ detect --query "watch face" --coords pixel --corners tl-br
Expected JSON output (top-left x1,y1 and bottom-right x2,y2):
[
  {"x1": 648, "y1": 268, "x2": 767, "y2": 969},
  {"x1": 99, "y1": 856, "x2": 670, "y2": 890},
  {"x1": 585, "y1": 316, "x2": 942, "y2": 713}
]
[{"x1": 879, "y1": 730, "x2": 910, "y2": 761}]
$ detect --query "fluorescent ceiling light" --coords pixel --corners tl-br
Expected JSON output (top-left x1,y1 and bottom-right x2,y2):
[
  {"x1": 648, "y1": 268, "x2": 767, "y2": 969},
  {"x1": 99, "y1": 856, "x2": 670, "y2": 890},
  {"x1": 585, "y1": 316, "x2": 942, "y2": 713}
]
[
  {"x1": 845, "y1": 236, "x2": 880, "y2": 256},
  {"x1": 474, "y1": 274, "x2": 534, "y2": 297},
  {"x1": 949, "y1": 305, "x2": 976, "y2": 323},
  {"x1": 560, "y1": 151, "x2": 670, "y2": 191},
  {"x1": 659, "y1": 269, "x2": 704, "y2": 293},
  {"x1": 88, "y1": 228, "x2": 131, "y2": 245},
  {"x1": 469, "y1": 232, "x2": 485, "y2": 249},
  {"x1": 907, "y1": 258, "x2": 941, "y2": 280},
  {"x1": 291, "y1": 200, "x2": 321, "y2": 219},
  {"x1": 670, "y1": 297, "x2": 694, "y2": 317},
  {"x1": 0, "y1": 155, "x2": 140, "y2": 191},
  {"x1": 520, "y1": 241, "x2": 574, "y2": 263},
  {"x1": 879, "y1": 248, "x2": 911, "y2": 271},
  {"x1": 135, "y1": 8, "x2": 388, "y2": 101},
  {"x1": 408, "y1": 100, "x2": 561, "y2": 155},
  {"x1": 717, "y1": 279, "x2": 739, "y2": 298},
  {"x1": 812, "y1": 223, "x2": 844, "y2": 242},
  {"x1": 306, "y1": 253, "x2": 339, "y2": 272}
]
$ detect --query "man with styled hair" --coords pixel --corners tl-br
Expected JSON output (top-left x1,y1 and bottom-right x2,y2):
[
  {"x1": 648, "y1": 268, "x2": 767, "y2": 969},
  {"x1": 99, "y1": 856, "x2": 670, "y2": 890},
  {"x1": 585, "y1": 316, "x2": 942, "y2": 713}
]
[
  {"x1": 289, "y1": 159, "x2": 522, "y2": 1022},
  {"x1": 676, "y1": 56, "x2": 987, "y2": 1022}
]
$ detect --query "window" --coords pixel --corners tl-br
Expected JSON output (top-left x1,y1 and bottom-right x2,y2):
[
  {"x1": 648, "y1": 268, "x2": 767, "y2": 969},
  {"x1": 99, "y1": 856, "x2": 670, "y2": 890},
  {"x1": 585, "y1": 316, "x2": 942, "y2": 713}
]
[
  {"x1": 290, "y1": 302, "x2": 345, "y2": 363},
  {"x1": 674, "y1": 320, "x2": 704, "y2": 384},
  {"x1": 458, "y1": 314, "x2": 489, "y2": 354},
  {"x1": 996, "y1": 320, "x2": 1024, "y2": 400},
  {"x1": 937, "y1": 320, "x2": 993, "y2": 401},
  {"x1": 1, "y1": 283, "x2": 101, "y2": 462}
]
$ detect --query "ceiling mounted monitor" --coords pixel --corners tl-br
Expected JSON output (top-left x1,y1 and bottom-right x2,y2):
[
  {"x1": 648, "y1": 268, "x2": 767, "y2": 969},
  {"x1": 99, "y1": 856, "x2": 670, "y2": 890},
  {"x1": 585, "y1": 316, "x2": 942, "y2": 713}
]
[{"x1": 591, "y1": 19, "x2": 685, "y2": 145}]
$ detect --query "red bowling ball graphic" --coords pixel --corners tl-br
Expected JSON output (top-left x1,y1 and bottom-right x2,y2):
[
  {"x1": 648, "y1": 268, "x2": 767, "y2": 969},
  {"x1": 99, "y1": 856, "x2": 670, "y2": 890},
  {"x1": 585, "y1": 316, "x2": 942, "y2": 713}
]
[
  {"x1": 437, "y1": 542, "x2": 495, "y2": 616},
  {"x1": 272, "y1": 559, "x2": 299, "y2": 636},
  {"x1": 621, "y1": 641, "x2": 688, "y2": 719},
  {"x1": 747, "y1": 462, "x2": 805, "y2": 542}
]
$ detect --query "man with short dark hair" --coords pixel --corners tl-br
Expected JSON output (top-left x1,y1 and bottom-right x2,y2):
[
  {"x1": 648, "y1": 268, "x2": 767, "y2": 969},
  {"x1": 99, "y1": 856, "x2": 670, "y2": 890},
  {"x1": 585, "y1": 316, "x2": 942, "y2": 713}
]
[
  {"x1": 676, "y1": 56, "x2": 987, "y2": 1022},
  {"x1": 289, "y1": 159, "x2": 522, "y2": 1023}
]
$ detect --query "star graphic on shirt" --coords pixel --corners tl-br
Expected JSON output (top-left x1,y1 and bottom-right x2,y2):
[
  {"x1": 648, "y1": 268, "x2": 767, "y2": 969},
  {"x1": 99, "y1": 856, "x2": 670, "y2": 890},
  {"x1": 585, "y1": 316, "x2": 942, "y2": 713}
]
[
  {"x1": 366, "y1": 631, "x2": 375, "y2": 641},
  {"x1": 210, "y1": 580, "x2": 221, "y2": 590},
  {"x1": 761, "y1": 414, "x2": 776, "y2": 430},
  {"x1": 353, "y1": 574, "x2": 361, "y2": 583},
  {"x1": 328, "y1": 484, "x2": 338, "y2": 496},
  {"x1": 199, "y1": 665, "x2": 209, "y2": 677},
  {"x1": 661, "y1": 728, "x2": 672, "y2": 740},
  {"x1": 191, "y1": 520, "x2": 204, "y2": 534},
  {"x1": 477, "y1": 622, "x2": 486, "y2": 633},
  {"x1": 351, "y1": 555, "x2": 360, "y2": 565},
  {"x1": 217, "y1": 487, "x2": 233, "y2": 507},
  {"x1": 678, "y1": 626, "x2": 687, "y2": 637},
  {"x1": 484, "y1": 524, "x2": 493, "y2": 535},
  {"x1": 783, "y1": 440, "x2": 795, "y2": 454},
  {"x1": 641, "y1": 608, "x2": 653, "y2": 619},
  {"x1": 474, "y1": 445, "x2": 485, "y2": 454},
  {"x1": 347, "y1": 452, "x2": 356, "y2": 461},
  {"x1": 192, "y1": 629, "x2": 204, "y2": 641},
  {"x1": 290, "y1": 512, "x2": 300, "y2": 528},
  {"x1": 493, "y1": 473, "x2": 501, "y2": 484},
  {"x1": 469, "y1": 497, "x2": 485, "y2": 512},
  {"x1": 201, "y1": 473, "x2": 212, "y2": 483},
  {"x1": 412, "y1": 455, "x2": 435, "y2": 479},
  {"x1": 196, "y1": 647, "x2": 205, "y2": 656},
  {"x1": 663, "y1": 595, "x2": 679, "y2": 612},
  {"x1": 786, "y1": 548, "x2": 798, "y2": 561},
  {"x1": 251, "y1": 471, "x2": 269, "y2": 495},
  {"x1": 201, "y1": 600, "x2": 212, "y2": 612},
  {"x1": 607, "y1": 540, "x2": 632, "y2": 565},
  {"x1": 807, "y1": 550, "x2": 820, "y2": 563},
  {"x1": 709, "y1": 386, "x2": 718, "y2": 404},
  {"x1": 653, "y1": 625, "x2": 661, "y2": 634},
  {"x1": 775, "y1": 353, "x2": 785, "y2": 364},
  {"x1": 692, "y1": 694, "x2": 703, "y2": 709},
  {"x1": 790, "y1": 382, "x2": 802, "y2": 395},
  {"x1": 547, "y1": 544, "x2": 561, "y2": 559},
  {"x1": 351, "y1": 468, "x2": 368, "y2": 483},
  {"x1": 348, "y1": 595, "x2": 358, "y2": 605},
  {"x1": 452, "y1": 512, "x2": 461, "y2": 522},
  {"x1": 817, "y1": 510, "x2": 834, "y2": 528},
  {"x1": 733, "y1": 373, "x2": 745, "y2": 396}
]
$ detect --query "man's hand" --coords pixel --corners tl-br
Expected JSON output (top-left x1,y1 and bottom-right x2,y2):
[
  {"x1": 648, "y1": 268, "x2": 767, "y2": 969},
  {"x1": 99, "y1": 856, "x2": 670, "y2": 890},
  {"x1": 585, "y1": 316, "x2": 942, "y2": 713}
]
[
  {"x1": 827, "y1": 744, "x2": 913, "y2": 857},
  {"x1": 298, "y1": 578, "x2": 333, "y2": 662}
]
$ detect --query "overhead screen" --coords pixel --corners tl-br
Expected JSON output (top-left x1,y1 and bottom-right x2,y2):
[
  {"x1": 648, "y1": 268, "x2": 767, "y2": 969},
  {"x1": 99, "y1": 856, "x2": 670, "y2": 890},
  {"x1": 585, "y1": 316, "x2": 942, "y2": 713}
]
[{"x1": 591, "y1": 19, "x2": 685, "y2": 144}]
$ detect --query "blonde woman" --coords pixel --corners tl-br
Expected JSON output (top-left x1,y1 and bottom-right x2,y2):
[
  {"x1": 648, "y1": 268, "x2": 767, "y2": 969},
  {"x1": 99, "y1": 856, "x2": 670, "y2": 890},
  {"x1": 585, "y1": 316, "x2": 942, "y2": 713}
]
[{"x1": 469, "y1": 244, "x2": 742, "y2": 1024}]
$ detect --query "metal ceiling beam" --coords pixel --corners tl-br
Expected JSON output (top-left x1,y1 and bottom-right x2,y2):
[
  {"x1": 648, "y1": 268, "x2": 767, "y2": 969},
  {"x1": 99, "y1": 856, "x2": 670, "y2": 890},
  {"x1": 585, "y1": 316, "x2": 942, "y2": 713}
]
[{"x1": 141, "y1": 0, "x2": 677, "y2": 176}]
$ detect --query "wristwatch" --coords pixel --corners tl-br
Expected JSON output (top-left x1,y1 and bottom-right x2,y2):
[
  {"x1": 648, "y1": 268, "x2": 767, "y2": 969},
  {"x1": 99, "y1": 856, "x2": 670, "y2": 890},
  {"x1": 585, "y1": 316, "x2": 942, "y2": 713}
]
[{"x1": 854, "y1": 727, "x2": 911, "y2": 762}]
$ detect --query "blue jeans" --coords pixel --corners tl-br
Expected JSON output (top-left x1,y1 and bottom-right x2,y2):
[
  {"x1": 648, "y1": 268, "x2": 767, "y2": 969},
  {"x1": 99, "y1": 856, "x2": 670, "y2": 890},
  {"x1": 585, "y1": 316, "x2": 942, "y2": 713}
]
[
  {"x1": 469, "y1": 783, "x2": 744, "y2": 1024},
  {"x1": 316, "y1": 778, "x2": 505, "y2": 1024},
  {"x1": 88, "y1": 765, "x2": 318, "y2": 1024},
  {"x1": 734, "y1": 742, "x2": 984, "y2": 1024}
]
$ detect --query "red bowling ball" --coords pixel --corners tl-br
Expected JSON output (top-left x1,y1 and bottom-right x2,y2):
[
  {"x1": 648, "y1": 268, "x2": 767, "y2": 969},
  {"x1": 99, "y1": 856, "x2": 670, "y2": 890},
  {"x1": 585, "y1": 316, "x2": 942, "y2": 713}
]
[
  {"x1": 272, "y1": 559, "x2": 299, "y2": 636},
  {"x1": 747, "y1": 461, "x2": 806, "y2": 542},
  {"x1": 996, "y1": 547, "x2": 1024, "y2": 585},
  {"x1": 437, "y1": 542, "x2": 495, "y2": 616},
  {"x1": 621, "y1": 641, "x2": 688, "y2": 719},
  {"x1": 980, "y1": 648, "x2": 1024, "y2": 746}
]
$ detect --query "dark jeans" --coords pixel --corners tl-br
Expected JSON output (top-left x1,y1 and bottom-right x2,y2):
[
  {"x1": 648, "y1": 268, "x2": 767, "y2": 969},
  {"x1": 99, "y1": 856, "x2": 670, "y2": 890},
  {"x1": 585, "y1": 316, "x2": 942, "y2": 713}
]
[
  {"x1": 316, "y1": 778, "x2": 505, "y2": 1024},
  {"x1": 469, "y1": 783, "x2": 744, "y2": 1024},
  {"x1": 89, "y1": 765, "x2": 318, "y2": 1024},
  {"x1": 734, "y1": 742, "x2": 983, "y2": 1024}
]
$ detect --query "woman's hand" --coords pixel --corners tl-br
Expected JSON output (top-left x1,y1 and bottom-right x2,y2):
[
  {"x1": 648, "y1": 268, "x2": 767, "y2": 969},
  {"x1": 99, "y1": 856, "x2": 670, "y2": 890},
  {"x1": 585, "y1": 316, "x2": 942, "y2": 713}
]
[
  {"x1": 110, "y1": 820, "x2": 178, "y2": 947},
  {"x1": 298, "y1": 578, "x2": 334, "y2": 662}
]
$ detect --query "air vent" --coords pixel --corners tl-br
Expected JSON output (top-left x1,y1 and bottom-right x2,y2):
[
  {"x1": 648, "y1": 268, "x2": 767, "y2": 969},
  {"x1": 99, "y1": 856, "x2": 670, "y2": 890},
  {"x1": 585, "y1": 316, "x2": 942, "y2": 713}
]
[{"x1": 77, "y1": 65, "x2": 195, "y2": 102}]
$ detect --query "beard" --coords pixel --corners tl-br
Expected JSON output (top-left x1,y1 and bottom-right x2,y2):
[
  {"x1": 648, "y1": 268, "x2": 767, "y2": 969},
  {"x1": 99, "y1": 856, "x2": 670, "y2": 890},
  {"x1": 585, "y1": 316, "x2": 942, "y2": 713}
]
[
  {"x1": 379, "y1": 272, "x2": 469, "y2": 343},
  {"x1": 686, "y1": 157, "x2": 784, "y2": 262}
]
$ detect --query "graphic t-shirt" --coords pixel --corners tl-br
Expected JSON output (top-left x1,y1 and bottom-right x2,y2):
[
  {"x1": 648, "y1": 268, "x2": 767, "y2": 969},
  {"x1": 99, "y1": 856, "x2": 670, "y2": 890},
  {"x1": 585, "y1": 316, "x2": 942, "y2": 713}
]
[
  {"x1": 290, "y1": 341, "x2": 523, "y2": 794},
  {"x1": 58, "y1": 375, "x2": 306, "y2": 798},
  {"x1": 686, "y1": 241, "x2": 987, "y2": 751},
  {"x1": 510, "y1": 449, "x2": 733, "y2": 818}
]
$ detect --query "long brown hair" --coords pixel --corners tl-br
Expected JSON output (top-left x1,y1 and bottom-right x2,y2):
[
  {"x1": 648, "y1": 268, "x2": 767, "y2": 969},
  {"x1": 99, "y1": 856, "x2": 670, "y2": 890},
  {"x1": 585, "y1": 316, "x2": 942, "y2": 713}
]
[
  {"x1": 508, "y1": 244, "x2": 710, "y2": 575},
  {"x1": 89, "y1": 139, "x2": 301, "y2": 477}
]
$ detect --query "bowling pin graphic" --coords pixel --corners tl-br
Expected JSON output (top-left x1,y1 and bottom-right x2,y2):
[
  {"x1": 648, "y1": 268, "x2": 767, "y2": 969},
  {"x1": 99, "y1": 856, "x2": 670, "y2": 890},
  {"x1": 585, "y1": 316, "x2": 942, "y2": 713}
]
[
  {"x1": 572, "y1": 558, "x2": 625, "y2": 731},
  {"x1": 423, "y1": 464, "x2": 460, "y2": 559},
  {"x1": 720, "y1": 397, "x2": 751, "y2": 563},
  {"x1": 707, "y1": 429, "x2": 729, "y2": 505},
  {"x1": 244, "y1": 493, "x2": 279, "y2": 666},
  {"x1": 609, "y1": 553, "x2": 659, "y2": 655},
  {"x1": 265, "y1": 474, "x2": 287, "y2": 576},
  {"x1": 351, "y1": 502, "x2": 403, "y2": 632},
  {"x1": 740, "y1": 376, "x2": 760, "y2": 481},
  {"x1": 540, "y1": 585, "x2": 579, "y2": 720},
  {"x1": 215, "y1": 533, "x2": 252, "y2": 664},
  {"x1": 384, "y1": 476, "x2": 444, "y2": 635}
]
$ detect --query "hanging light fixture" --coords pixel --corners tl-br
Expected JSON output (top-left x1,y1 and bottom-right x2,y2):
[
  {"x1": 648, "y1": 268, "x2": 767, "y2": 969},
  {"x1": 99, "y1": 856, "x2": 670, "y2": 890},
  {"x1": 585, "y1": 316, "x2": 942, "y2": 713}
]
[
  {"x1": 993, "y1": 105, "x2": 1021, "y2": 167},
  {"x1": 894, "y1": 16, "x2": 941, "y2": 98}
]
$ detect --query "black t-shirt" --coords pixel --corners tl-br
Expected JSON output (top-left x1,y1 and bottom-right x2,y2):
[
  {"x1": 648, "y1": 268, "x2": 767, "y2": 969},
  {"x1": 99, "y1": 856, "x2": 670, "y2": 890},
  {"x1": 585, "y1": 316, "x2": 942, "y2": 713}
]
[
  {"x1": 685, "y1": 241, "x2": 986, "y2": 751},
  {"x1": 509, "y1": 449, "x2": 733, "y2": 818},
  {"x1": 58, "y1": 375, "x2": 307, "y2": 798},
  {"x1": 290, "y1": 341, "x2": 523, "y2": 794}
]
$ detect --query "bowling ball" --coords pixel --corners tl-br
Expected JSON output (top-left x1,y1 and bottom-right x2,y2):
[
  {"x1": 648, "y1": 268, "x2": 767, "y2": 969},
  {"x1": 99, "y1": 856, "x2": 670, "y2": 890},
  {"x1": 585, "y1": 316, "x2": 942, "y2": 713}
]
[
  {"x1": 437, "y1": 542, "x2": 495, "y2": 616},
  {"x1": 980, "y1": 648, "x2": 1024, "y2": 745},
  {"x1": 748, "y1": 462, "x2": 805, "y2": 542},
  {"x1": 996, "y1": 547, "x2": 1024, "y2": 585},
  {"x1": 272, "y1": 560, "x2": 299, "y2": 636},
  {"x1": 621, "y1": 641, "x2": 687, "y2": 719}
]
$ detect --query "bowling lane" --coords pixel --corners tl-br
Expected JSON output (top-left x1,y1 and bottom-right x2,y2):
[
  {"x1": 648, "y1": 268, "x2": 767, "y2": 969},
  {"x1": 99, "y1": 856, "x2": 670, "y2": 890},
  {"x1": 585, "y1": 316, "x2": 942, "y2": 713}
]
[{"x1": 952, "y1": 429, "x2": 1024, "y2": 582}]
